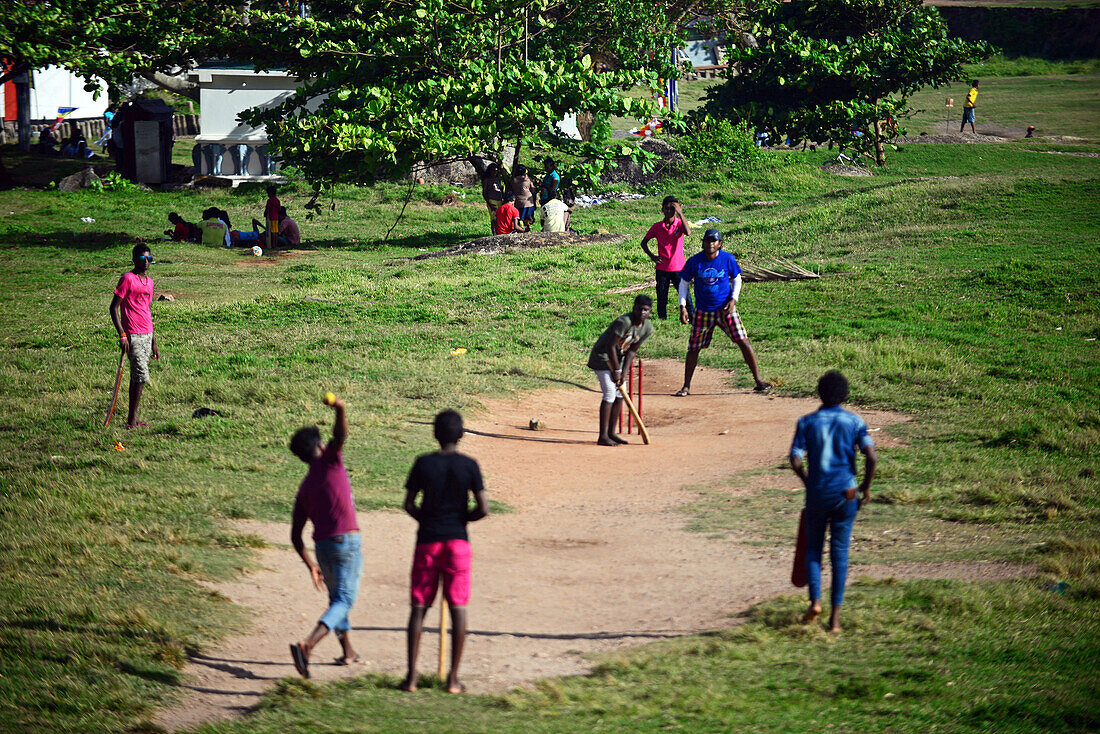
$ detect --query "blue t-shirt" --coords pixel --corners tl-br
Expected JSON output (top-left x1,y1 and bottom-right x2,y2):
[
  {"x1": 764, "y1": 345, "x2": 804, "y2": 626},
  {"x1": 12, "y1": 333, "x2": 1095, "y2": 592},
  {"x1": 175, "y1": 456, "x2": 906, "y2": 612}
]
[
  {"x1": 790, "y1": 405, "x2": 874, "y2": 507},
  {"x1": 681, "y1": 250, "x2": 742, "y2": 312},
  {"x1": 540, "y1": 170, "x2": 560, "y2": 204}
]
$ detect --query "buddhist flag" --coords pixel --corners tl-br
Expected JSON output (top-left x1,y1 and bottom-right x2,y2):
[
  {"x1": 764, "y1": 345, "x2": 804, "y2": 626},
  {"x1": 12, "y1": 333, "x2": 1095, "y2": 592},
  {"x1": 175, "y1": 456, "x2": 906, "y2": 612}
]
[{"x1": 51, "y1": 106, "x2": 78, "y2": 131}]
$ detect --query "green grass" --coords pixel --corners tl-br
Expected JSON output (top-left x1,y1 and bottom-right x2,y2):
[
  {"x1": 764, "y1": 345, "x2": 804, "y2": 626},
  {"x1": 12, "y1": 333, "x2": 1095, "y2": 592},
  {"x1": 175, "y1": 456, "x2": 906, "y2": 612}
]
[
  {"x1": 967, "y1": 55, "x2": 1100, "y2": 77},
  {"x1": 193, "y1": 579, "x2": 1099, "y2": 733},
  {"x1": 1, "y1": 127, "x2": 1099, "y2": 731}
]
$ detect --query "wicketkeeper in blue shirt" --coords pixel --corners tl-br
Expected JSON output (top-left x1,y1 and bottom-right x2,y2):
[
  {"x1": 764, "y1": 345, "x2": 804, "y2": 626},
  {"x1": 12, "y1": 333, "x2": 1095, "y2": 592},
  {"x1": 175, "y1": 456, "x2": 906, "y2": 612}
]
[
  {"x1": 675, "y1": 229, "x2": 770, "y2": 396},
  {"x1": 789, "y1": 370, "x2": 878, "y2": 632}
]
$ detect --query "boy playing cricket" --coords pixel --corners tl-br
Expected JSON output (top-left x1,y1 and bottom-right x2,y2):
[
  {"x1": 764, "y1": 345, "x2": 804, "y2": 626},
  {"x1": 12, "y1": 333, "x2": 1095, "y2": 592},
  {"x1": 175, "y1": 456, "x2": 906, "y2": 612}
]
[
  {"x1": 288, "y1": 396, "x2": 362, "y2": 678},
  {"x1": 789, "y1": 371, "x2": 878, "y2": 632},
  {"x1": 588, "y1": 295, "x2": 654, "y2": 446},
  {"x1": 640, "y1": 196, "x2": 693, "y2": 320},
  {"x1": 400, "y1": 410, "x2": 489, "y2": 693},
  {"x1": 675, "y1": 229, "x2": 769, "y2": 395},
  {"x1": 109, "y1": 244, "x2": 160, "y2": 429}
]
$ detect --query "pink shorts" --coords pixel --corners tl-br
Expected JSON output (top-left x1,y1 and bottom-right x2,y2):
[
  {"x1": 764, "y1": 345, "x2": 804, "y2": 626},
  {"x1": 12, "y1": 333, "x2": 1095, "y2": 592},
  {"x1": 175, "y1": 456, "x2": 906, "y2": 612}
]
[{"x1": 410, "y1": 539, "x2": 471, "y2": 607}]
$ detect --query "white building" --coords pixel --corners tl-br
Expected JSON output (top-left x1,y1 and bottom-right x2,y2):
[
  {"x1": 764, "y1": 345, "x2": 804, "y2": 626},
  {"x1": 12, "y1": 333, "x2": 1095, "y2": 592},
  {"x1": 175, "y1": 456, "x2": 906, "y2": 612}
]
[
  {"x1": 186, "y1": 63, "x2": 300, "y2": 178},
  {"x1": 1, "y1": 66, "x2": 108, "y2": 122}
]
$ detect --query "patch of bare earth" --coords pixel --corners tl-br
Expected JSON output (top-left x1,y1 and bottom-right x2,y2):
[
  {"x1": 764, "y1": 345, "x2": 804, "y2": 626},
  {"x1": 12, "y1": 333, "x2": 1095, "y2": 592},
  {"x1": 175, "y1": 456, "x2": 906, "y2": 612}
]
[{"x1": 155, "y1": 359, "x2": 1028, "y2": 731}]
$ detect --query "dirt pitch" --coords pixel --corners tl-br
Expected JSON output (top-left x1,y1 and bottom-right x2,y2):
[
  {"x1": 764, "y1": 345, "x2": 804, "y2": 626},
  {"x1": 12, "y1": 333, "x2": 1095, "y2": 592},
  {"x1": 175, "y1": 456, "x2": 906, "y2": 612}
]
[{"x1": 155, "y1": 359, "x2": 1014, "y2": 731}]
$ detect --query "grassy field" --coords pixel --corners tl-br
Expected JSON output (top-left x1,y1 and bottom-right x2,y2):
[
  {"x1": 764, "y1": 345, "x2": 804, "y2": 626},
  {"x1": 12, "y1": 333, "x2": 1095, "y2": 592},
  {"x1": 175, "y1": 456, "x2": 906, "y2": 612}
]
[{"x1": 1, "y1": 71, "x2": 1098, "y2": 733}]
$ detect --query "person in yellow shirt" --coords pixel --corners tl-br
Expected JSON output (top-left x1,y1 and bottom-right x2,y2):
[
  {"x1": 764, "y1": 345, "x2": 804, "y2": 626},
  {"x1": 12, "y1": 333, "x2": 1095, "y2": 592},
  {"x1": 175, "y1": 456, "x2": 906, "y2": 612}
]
[{"x1": 961, "y1": 80, "x2": 979, "y2": 134}]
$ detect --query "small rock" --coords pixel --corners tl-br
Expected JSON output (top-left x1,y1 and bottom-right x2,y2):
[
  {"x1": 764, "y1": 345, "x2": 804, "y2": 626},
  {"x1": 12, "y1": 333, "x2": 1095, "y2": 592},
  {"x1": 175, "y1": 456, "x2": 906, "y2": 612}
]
[
  {"x1": 157, "y1": 294, "x2": 176, "y2": 301},
  {"x1": 58, "y1": 167, "x2": 101, "y2": 192},
  {"x1": 529, "y1": 418, "x2": 546, "y2": 431},
  {"x1": 718, "y1": 429, "x2": 729, "y2": 435},
  {"x1": 751, "y1": 200, "x2": 778, "y2": 206}
]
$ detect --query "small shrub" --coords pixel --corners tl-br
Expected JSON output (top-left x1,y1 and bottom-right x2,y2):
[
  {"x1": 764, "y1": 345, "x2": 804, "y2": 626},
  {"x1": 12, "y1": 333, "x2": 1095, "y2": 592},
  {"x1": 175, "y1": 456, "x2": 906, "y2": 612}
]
[{"x1": 674, "y1": 116, "x2": 763, "y2": 178}]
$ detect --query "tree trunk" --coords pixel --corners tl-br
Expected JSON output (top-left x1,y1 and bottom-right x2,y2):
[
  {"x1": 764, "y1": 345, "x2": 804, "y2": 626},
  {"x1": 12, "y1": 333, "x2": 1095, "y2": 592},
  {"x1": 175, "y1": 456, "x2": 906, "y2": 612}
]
[
  {"x1": 15, "y1": 73, "x2": 31, "y2": 152},
  {"x1": 139, "y1": 71, "x2": 200, "y2": 101},
  {"x1": 873, "y1": 119, "x2": 886, "y2": 166},
  {"x1": 511, "y1": 138, "x2": 523, "y2": 171}
]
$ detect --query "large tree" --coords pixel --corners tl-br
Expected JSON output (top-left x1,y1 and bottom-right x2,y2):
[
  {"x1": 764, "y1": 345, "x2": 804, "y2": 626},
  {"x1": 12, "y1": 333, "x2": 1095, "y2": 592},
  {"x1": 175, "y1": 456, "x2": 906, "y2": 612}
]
[
  {"x1": 697, "y1": 0, "x2": 991, "y2": 165},
  {"x1": 236, "y1": 0, "x2": 695, "y2": 190}
]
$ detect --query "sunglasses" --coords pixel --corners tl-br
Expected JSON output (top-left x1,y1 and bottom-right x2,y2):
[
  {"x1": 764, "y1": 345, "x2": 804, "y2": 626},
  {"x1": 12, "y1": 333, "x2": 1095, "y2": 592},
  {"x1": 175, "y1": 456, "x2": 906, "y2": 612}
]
[{"x1": 137, "y1": 255, "x2": 155, "y2": 263}]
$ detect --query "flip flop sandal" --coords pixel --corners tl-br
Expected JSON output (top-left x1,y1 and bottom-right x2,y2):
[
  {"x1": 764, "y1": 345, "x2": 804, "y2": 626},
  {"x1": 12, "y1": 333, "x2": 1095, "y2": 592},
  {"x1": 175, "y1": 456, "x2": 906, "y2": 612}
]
[
  {"x1": 753, "y1": 384, "x2": 772, "y2": 393},
  {"x1": 290, "y1": 642, "x2": 310, "y2": 678},
  {"x1": 333, "y1": 655, "x2": 361, "y2": 666},
  {"x1": 674, "y1": 387, "x2": 690, "y2": 397}
]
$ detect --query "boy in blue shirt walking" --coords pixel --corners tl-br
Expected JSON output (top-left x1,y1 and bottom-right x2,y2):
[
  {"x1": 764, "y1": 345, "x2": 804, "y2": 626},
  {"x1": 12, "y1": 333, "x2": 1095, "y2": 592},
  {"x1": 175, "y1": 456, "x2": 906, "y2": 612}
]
[
  {"x1": 789, "y1": 371, "x2": 878, "y2": 632},
  {"x1": 675, "y1": 229, "x2": 769, "y2": 395}
]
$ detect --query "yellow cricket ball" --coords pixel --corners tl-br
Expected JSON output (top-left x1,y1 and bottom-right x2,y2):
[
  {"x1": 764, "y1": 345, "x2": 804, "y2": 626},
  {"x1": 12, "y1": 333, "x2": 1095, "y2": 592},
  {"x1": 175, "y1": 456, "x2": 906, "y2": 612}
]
[{"x1": 324, "y1": 392, "x2": 336, "y2": 405}]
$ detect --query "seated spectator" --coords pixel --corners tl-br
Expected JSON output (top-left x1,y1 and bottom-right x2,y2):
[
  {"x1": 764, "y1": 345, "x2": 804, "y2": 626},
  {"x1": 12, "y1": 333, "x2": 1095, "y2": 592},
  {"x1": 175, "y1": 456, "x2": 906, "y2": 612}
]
[
  {"x1": 60, "y1": 123, "x2": 92, "y2": 159},
  {"x1": 200, "y1": 208, "x2": 230, "y2": 247},
  {"x1": 278, "y1": 206, "x2": 300, "y2": 247},
  {"x1": 540, "y1": 189, "x2": 574, "y2": 233},
  {"x1": 35, "y1": 126, "x2": 58, "y2": 155},
  {"x1": 165, "y1": 212, "x2": 200, "y2": 242},
  {"x1": 495, "y1": 192, "x2": 525, "y2": 235},
  {"x1": 230, "y1": 228, "x2": 261, "y2": 246}
]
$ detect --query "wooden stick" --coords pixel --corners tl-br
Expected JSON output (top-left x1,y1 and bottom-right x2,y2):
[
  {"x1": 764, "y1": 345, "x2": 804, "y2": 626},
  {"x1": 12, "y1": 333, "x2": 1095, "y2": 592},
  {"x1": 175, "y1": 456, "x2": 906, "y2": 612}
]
[
  {"x1": 438, "y1": 597, "x2": 449, "y2": 682},
  {"x1": 104, "y1": 351, "x2": 125, "y2": 428}
]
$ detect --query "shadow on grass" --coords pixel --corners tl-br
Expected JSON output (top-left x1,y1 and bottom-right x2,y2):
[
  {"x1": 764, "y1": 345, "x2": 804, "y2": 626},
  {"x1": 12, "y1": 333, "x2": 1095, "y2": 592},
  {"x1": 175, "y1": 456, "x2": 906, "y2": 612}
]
[{"x1": 0, "y1": 230, "x2": 146, "y2": 252}]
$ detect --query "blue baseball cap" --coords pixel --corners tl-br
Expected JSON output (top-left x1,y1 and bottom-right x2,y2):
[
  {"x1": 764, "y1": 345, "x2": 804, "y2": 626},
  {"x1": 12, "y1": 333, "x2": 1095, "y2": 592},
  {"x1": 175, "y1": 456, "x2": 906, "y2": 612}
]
[{"x1": 703, "y1": 228, "x2": 722, "y2": 241}]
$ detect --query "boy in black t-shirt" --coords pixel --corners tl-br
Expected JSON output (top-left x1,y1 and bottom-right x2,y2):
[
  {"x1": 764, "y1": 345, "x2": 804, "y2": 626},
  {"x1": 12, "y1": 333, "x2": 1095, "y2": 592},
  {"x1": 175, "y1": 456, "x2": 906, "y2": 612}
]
[{"x1": 400, "y1": 410, "x2": 490, "y2": 693}]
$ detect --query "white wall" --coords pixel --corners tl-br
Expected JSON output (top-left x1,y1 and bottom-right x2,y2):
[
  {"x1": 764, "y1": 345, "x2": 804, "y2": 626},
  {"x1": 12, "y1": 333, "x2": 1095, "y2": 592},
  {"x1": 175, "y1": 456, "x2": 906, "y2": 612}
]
[{"x1": 31, "y1": 66, "x2": 108, "y2": 119}]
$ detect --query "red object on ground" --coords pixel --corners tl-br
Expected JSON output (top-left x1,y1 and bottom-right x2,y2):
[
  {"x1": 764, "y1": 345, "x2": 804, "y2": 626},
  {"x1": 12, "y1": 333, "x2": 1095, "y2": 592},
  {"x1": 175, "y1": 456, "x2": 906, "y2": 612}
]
[{"x1": 791, "y1": 509, "x2": 808, "y2": 587}]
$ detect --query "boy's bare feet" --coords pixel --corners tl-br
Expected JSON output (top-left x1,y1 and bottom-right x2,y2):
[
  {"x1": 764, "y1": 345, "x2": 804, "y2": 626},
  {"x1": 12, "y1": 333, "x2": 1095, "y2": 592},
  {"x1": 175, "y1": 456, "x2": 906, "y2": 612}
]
[
  {"x1": 828, "y1": 608, "x2": 842, "y2": 633},
  {"x1": 398, "y1": 676, "x2": 417, "y2": 692},
  {"x1": 446, "y1": 680, "x2": 467, "y2": 694},
  {"x1": 596, "y1": 437, "x2": 620, "y2": 446},
  {"x1": 609, "y1": 434, "x2": 629, "y2": 445},
  {"x1": 802, "y1": 601, "x2": 822, "y2": 624}
]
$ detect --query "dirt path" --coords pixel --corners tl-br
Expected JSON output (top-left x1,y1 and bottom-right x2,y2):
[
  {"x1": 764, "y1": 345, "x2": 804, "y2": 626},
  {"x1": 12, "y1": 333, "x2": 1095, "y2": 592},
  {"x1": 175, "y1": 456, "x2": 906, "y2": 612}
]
[{"x1": 157, "y1": 360, "x2": 925, "y2": 730}]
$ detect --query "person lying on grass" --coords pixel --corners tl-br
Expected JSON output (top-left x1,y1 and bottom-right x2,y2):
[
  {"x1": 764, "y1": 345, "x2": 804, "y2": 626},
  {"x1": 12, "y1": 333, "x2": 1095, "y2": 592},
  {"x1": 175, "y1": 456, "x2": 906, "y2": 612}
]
[
  {"x1": 400, "y1": 410, "x2": 490, "y2": 694},
  {"x1": 587, "y1": 295, "x2": 654, "y2": 446},
  {"x1": 289, "y1": 396, "x2": 363, "y2": 678},
  {"x1": 675, "y1": 228, "x2": 769, "y2": 396},
  {"x1": 789, "y1": 370, "x2": 878, "y2": 633},
  {"x1": 109, "y1": 244, "x2": 160, "y2": 429}
]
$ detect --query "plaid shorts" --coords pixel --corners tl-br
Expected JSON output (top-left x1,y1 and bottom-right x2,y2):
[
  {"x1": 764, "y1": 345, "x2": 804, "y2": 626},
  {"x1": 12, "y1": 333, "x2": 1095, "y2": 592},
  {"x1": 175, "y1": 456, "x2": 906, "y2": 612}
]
[
  {"x1": 688, "y1": 306, "x2": 747, "y2": 351},
  {"x1": 128, "y1": 332, "x2": 153, "y2": 384}
]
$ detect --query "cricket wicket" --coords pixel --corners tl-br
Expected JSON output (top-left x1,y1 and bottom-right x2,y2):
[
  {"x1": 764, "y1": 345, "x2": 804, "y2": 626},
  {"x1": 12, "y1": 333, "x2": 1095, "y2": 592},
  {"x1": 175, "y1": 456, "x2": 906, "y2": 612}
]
[{"x1": 618, "y1": 360, "x2": 643, "y2": 434}]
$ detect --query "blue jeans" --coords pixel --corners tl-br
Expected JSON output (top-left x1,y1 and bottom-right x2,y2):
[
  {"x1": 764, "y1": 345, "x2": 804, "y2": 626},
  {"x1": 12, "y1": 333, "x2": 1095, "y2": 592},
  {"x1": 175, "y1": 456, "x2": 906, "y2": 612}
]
[
  {"x1": 805, "y1": 497, "x2": 858, "y2": 607},
  {"x1": 315, "y1": 533, "x2": 362, "y2": 632}
]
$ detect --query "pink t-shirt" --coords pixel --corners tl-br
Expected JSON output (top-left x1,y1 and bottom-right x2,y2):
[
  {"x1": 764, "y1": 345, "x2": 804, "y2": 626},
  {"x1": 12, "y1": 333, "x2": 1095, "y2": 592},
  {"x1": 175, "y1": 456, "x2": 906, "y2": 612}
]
[
  {"x1": 114, "y1": 271, "x2": 154, "y2": 335},
  {"x1": 292, "y1": 445, "x2": 359, "y2": 541},
  {"x1": 644, "y1": 217, "x2": 688, "y2": 272},
  {"x1": 279, "y1": 217, "x2": 301, "y2": 246}
]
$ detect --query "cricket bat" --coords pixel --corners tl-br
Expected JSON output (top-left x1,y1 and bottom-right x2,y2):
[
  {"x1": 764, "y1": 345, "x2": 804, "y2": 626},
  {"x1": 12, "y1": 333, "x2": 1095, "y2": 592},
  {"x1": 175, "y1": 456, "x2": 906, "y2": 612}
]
[
  {"x1": 791, "y1": 509, "x2": 808, "y2": 587},
  {"x1": 104, "y1": 351, "x2": 126, "y2": 428},
  {"x1": 438, "y1": 597, "x2": 449, "y2": 681},
  {"x1": 619, "y1": 390, "x2": 650, "y2": 444}
]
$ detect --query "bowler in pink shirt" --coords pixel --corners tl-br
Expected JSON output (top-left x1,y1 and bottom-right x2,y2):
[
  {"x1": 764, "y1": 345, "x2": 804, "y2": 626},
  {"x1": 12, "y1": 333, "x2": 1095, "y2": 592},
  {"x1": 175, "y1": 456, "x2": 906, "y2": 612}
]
[{"x1": 641, "y1": 196, "x2": 695, "y2": 320}]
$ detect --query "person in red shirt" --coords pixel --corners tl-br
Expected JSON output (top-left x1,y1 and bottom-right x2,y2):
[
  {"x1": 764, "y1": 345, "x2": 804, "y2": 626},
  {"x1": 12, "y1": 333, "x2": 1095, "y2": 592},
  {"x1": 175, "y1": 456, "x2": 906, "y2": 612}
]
[
  {"x1": 494, "y1": 192, "x2": 525, "y2": 235},
  {"x1": 165, "y1": 212, "x2": 198, "y2": 241},
  {"x1": 109, "y1": 244, "x2": 160, "y2": 428},
  {"x1": 264, "y1": 184, "x2": 281, "y2": 250},
  {"x1": 289, "y1": 396, "x2": 362, "y2": 678}
]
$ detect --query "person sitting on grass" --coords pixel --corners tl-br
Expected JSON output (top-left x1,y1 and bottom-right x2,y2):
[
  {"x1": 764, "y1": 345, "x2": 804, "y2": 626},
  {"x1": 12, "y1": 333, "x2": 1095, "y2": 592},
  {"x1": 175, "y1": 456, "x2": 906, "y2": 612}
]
[
  {"x1": 675, "y1": 228, "x2": 769, "y2": 395},
  {"x1": 165, "y1": 212, "x2": 200, "y2": 242},
  {"x1": 789, "y1": 370, "x2": 878, "y2": 633},
  {"x1": 35, "y1": 126, "x2": 58, "y2": 155},
  {"x1": 200, "y1": 208, "x2": 229, "y2": 247},
  {"x1": 278, "y1": 206, "x2": 301, "y2": 247},
  {"x1": 289, "y1": 395, "x2": 363, "y2": 678},
  {"x1": 400, "y1": 410, "x2": 490, "y2": 694},
  {"x1": 109, "y1": 244, "x2": 160, "y2": 430},
  {"x1": 587, "y1": 295, "x2": 654, "y2": 446},
  {"x1": 541, "y1": 189, "x2": 574, "y2": 233},
  {"x1": 494, "y1": 191, "x2": 526, "y2": 235}
]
